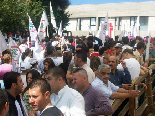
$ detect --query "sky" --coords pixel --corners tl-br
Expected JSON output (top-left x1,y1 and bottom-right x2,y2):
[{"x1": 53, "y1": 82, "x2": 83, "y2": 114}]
[{"x1": 69, "y1": 0, "x2": 154, "y2": 5}]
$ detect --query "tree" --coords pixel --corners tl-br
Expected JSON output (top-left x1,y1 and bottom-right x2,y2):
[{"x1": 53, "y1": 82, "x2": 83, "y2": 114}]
[{"x1": 0, "y1": 0, "x2": 70, "y2": 36}]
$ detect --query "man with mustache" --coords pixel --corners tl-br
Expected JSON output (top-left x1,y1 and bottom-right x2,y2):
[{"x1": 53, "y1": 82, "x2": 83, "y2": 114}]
[
  {"x1": 108, "y1": 56, "x2": 131, "y2": 89},
  {"x1": 91, "y1": 64, "x2": 139, "y2": 103}
]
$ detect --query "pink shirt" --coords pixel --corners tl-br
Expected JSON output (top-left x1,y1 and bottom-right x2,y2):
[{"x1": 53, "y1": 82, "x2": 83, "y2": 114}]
[{"x1": 0, "y1": 64, "x2": 12, "y2": 80}]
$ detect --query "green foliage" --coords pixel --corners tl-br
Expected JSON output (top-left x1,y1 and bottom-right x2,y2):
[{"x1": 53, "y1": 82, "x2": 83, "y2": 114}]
[{"x1": 0, "y1": 0, "x2": 70, "y2": 35}]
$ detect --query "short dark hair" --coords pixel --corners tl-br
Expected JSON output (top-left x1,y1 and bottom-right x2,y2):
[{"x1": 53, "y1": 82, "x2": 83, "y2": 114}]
[
  {"x1": 123, "y1": 49, "x2": 133, "y2": 55},
  {"x1": 29, "y1": 78, "x2": 51, "y2": 94},
  {"x1": 137, "y1": 42, "x2": 145, "y2": 49},
  {"x1": 122, "y1": 36, "x2": 129, "y2": 44},
  {"x1": 75, "y1": 50, "x2": 87, "y2": 63},
  {"x1": 72, "y1": 68, "x2": 88, "y2": 78},
  {"x1": 68, "y1": 37, "x2": 73, "y2": 43},
  {"x1": 0, "y1": 88, "x2": 8, "y2": 113},
  {"x1": 46, "y1": 67, "x2": 66, "y2": 81},
  {"x1": 46, "y1": 46, "x2": 55, "y2": 56},
  {"x1": 3, "y1": 72, "x2": 20, "y2": 89}
]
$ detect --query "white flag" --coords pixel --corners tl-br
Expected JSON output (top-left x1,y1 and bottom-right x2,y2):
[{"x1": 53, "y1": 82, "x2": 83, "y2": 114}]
[
  {"x1": 145, "y1": 33, "x2": 151, "y2": 60},
  {"x1": 38, "y1": 10, "x2": 49, "y2": 40},
  {"x1": 0, "y1": 30, "x2": 8, "y2": 62},
  {"x1": 98, "y1": 22, "x2": 105, "y2": 46},
  {"x1": 33, "y1": 36, "x2": 44, "y2": 61},
  {"x1": 58, "y1": 21, "x2": 63, "y2": 37},
  {"x1": 118, "y1": 31, "x2": 124, "y2": 41},
  {"x1": 9, "y1": 38, "x2": 21, "y2": 64},
  {"x1": 50, "y1": 1, "x2": 56, "y2": 28},
  {"x1": 103, "y1": 13, "x2": 109, "y2": 36},
  {"x1": 0, "y1": 31, "x2": 8, "y2": 53},
  {"x1": 27, "y1": 14, "x2": 38, "y2": 41}
]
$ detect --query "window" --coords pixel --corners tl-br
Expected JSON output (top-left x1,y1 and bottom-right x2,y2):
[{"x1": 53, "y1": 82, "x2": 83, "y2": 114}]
[
  {"x1": 140, "y1": 16, "x2": 148, "y2": 31},
  {"x1": 130, "y1": 17, "x2": 137, "y2": 26},
  {"x1": 90, "y1": 17, "x2": 96, "y2": 31},
  {"x1": 98, "y1": 17, "x2": 105, "y2": 29}
]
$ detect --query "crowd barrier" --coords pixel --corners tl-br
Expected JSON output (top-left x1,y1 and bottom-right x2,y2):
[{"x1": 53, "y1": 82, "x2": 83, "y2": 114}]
[{"x1": 99, "y1": 70, "x2": 155, "y2": 116}]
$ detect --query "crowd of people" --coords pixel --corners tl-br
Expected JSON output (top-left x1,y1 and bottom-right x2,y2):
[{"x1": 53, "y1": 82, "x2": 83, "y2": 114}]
[{"x1": 0, "y1": 31, "x2": 154, "y2": 116}]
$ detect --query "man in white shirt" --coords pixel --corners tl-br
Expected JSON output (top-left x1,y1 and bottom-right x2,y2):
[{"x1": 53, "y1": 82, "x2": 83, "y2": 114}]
[
  {"x1": 91, "y1": 64, "x2": 139, "y2": 103},
  {"x1": 74, "y1": 50, "x2": 95, "y2": 83},
  {"x1": 29, "y1": 78, "x2": 63, "y2": 116},
  {"x1": 117, "y1": 49, "x2": 140, "y2": 80},
  {"x1": 45, "y1": 67, "x2": 86, "y2": 116}
]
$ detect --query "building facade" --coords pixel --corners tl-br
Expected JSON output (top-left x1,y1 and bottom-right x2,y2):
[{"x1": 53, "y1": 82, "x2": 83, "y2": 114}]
[{"x1": 65, "y1": 1, "x2": 155, "y2": 38}]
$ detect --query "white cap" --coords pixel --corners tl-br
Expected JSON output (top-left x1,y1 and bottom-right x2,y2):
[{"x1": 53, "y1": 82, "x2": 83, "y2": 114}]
[
  {"x1": 29, "y1": 58, "x2": 37, "y2": 65},
  {"x1": 21, "y1": 62, "x2": 32, "y2": 70}
]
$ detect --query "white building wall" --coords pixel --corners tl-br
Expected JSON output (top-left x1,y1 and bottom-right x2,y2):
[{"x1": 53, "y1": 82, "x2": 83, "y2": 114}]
[{"x1": 66, "y1": 19, "x2": 77, "y2": 31}]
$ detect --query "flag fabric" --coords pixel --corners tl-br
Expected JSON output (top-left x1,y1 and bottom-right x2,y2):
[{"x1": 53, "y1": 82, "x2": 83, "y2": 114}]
[
  {"x1": 58, "y1": 21, "x2": 63, "y2": 37},
  {"x1": 50, "y1": 1, "x2": 56, "y2": 28},
  {"x1": 33, "y1": 36, "x2": 44, "y2": 61},
  {"x1": 145, "y1": 33, "x2": 151, "y2": 60},
  {"x1": 98, "y1": 22, "x2": 105, "y2": 46},
  {"x1": 9, "y1": 38, "x2": 21, "y2": 60},
  {"x1": 0, "y1": 30, "x2": 8, "y2": 53},
  {"x1": 27, "y1": 14, "x2": 38, "y2": 41},
  {"x1": 103, "y1": 13, "x2": 109, "y2": 35},
  {"x1": 38, "y1": 10, "x2": 49, "y2": 40},
  {"x1": 0, "y1": 30, "x2": 8, "y2": 63},
  {"x1": 118, "y1": 31, "x2": 124, "y2": 41}
]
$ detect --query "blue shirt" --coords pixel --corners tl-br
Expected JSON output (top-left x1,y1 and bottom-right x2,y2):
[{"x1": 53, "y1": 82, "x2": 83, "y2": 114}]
[
  {"x1": 91, "y1": 77, "x2": 119, "y2": 101},
  {"x1": 109, "y1": 68, "x2": 131, "y2": 88}
]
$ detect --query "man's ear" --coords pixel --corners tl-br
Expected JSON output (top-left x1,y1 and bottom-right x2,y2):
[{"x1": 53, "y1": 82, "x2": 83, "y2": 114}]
[
  {"x1": 45, "y1": 91, "x2": 50, "y2": 99},
  {"x1": 11, "y1": 83, "x2": 16, "y2": 89},
  {"x1": 78, "y1": 58, "x2": 81, "y2": 62},
  {"x1": 57, "y1": 77, "x2": 63, "y2": 84}
]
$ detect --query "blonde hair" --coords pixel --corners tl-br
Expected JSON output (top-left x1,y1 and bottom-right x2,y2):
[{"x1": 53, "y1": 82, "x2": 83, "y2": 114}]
[{"x1": 2, "y1": 54, "x2": 11, "y2": 63}]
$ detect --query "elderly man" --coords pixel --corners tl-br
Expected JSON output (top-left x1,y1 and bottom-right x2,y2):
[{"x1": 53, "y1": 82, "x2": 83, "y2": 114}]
[
  {"x1": 72, "y1": 68, "x2": 113, "y2": 116},
  {"x1": 91, "y1": 64, "x2": 139, "y2": 103},
  {"x1": 45, "y1": 67, "x2": 86, "y2": 116},
  {"x1": 29, "y1": 78, "x2": 63, "y2": 116}
]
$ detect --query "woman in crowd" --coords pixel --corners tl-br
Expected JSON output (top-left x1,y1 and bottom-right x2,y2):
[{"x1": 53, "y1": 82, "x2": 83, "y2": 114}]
[
  {"x1": 42, "y1": 58, "x2": 55, "y2": 74},
  {"x1": 90, "y1": 56, "x2": 101, "y2": 76},
  {"x1": 0, "y1": 54, "x2": 12, "y2": 80},
  {"x1": 22, "y1": 69, "x2": 40, "y2": 116}
]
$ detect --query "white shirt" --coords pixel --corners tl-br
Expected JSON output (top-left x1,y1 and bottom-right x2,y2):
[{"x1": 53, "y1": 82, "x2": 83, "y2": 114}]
[
  {"x1": 50, "y1": 85, "x2": 86, "y2": 116},
  {"x1": 92, "y1": 77, "x2": 119, "y2": 103},
  {"x1": 81, "y1": 64, "x2": 95, "y2": 83},
  {"x1": 54, "y1": 57, "x2": 63, "y2": 66},
  {"x1": 117, "y1": 58, "x2": 140, "y2": 80}
]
